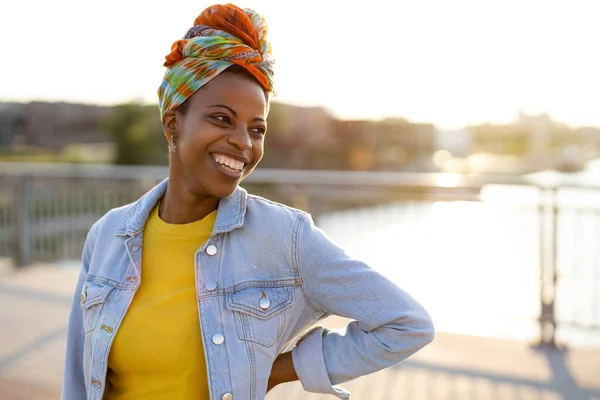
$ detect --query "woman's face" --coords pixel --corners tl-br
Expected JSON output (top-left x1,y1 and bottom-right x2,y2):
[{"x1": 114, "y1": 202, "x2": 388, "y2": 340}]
[{"x1": 163, "y1": 71, "x2": 268, "y2": 199}]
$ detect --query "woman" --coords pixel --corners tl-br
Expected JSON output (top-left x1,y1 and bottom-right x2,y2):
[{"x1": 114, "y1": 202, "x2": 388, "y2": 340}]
[{"x1": 61, "y1": 4, "x2": 434, "y2": 400}]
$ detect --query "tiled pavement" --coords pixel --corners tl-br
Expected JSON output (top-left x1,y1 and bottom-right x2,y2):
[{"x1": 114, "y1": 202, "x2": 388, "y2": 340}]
[{"x1": 1, "y1": 263, "x2": 599, "y2": 400}]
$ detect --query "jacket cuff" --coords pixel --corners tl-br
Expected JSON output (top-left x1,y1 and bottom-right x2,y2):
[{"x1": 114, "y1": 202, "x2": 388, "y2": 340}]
[{"x1": 291, "y1": 327, "x2": 351, "y2": 399}]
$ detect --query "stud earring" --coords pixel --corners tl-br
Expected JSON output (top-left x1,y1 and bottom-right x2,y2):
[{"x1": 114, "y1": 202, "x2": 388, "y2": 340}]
[{"x1": 168, "y1": 136, "x2": 177, "y2": 153}]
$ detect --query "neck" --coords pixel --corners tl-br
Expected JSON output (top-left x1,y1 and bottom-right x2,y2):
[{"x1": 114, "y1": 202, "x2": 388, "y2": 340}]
[{"x1": 159, "y1": 178, "x2": 220, "y2": 225}]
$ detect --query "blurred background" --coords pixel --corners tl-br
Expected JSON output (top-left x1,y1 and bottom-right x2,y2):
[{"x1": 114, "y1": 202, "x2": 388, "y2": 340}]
[{"x1": 1, "y1": 0, "x2": 599, "y2": 399}]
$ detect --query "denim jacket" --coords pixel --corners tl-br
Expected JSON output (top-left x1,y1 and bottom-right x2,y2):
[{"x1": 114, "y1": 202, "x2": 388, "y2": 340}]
[{"x1": 61, "y1": 179, "x2": 434, "y2": 400}]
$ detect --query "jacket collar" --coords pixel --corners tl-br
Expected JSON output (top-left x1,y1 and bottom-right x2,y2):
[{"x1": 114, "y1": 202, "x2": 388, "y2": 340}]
[{"x1": 114, "y1": 178, "x2": 247, "y2": 237}]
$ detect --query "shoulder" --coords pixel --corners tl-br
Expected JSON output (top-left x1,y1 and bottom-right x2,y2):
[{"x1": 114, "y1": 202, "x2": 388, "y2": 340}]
[
  {"x1": 243, "y1": 193, "x2": 312, "y2": 236},
  {"x1": 80, "y1": 201, "x2": 136, "y2": 268},
  {"x1": 86, "y1": 201, "x2": 136, "y2": 242},
  {"x1": 246, "y1": 193, "x2": 310, "y2": 222},
  {"x1": 246, "y1": 195, "x2": 340, "y2": 254}
]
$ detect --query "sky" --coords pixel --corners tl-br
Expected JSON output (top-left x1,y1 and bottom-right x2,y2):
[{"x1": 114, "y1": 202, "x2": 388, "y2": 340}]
[{"x1": 1, "y1": 0, "x2": 599, "y2": 129}]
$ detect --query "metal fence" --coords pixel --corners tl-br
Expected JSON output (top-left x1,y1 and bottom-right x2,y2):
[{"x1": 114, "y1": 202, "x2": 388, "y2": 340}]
[{"x1": 1, "y1": 161, "x2": 599, "y2": 349}]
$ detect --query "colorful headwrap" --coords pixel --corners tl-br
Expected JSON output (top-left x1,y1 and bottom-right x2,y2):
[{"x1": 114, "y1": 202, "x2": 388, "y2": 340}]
[{"x1": 158, "y1": 3, "x2": 275, "y2": 120}]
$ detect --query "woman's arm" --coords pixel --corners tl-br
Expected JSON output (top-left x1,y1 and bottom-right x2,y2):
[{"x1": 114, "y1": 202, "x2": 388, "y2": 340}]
[
  {"x1": 60, "y1": 229, "x2": 95, "y2": 400},
  {"x1": 290, "y1": 213, "x2": 435, "y2": 396}
]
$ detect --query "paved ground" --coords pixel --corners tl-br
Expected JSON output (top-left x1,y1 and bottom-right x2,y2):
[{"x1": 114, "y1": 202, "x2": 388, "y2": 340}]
[{"x1": 1, "y1": 262, "x2": 599, "y2": 400}]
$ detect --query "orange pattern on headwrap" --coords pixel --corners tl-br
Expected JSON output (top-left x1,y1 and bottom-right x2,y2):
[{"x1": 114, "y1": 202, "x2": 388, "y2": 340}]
[
  {"x1": 158, "y1": 4, "x2": 275, "y2": 120},
  {"x1": 195, "y1": 4, "x2": 261, "y2": 51}
]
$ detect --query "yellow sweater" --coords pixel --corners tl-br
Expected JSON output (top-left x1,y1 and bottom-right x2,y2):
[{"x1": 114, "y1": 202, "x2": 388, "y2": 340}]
[{"x1": 106, "y1": 204, "x2": 216, "y2": 399}]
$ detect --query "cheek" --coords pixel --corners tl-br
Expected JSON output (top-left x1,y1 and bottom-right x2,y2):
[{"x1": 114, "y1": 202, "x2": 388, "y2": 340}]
[
  {"x1": 179, "y1": 124, "x2": 208, "y2": 152},
  {"x1": 253, "y1": 140, "x2": 265, "y2": 162}
]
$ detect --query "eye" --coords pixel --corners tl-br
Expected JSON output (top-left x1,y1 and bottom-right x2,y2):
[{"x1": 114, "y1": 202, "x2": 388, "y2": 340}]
[
  {"x1": 249, "y1": 126, "x2": 266, "y2": 136},
  {"x1": 211, "y1": 115, "x2": 231, "y2": 124}
]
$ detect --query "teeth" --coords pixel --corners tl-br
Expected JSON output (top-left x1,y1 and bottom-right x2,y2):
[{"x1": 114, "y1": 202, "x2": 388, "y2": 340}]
[{"x1": 213, "y1": 154, "x2": 244, "y2": 172}]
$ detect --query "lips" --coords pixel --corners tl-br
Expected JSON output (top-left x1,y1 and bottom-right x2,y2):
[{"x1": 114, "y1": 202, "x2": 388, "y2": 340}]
[
  {"x1": 210, "y1": 152, "x2": 250, "y2": 179},
  {"x1": 212, "y1": 153, "x2": 245, "y2": 172}
]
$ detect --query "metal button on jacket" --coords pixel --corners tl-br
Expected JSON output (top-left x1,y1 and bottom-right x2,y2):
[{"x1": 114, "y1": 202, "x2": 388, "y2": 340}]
[
  {"x1": 80, "y1": 287, "x2": 87, "y2": 304},
  {"x1": 222, "y1": 393, "x2": 233, "y2": 400},
  {"x1": 212, "y1": 333, "x2": 225, "y2": 345},
  {"x1": 206, "y1": 280, "x2": 217, "y2": 291},
  {"x1": 206, "y1": 245, "x2": 217, "y2": 256},
  {"x1": 259, "y1": 297, "x2": 271, "y2": 310}
]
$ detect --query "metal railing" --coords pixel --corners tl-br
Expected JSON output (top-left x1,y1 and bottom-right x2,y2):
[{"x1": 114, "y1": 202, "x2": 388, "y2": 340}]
[{"x1": 1, "y1": 161, "x2": 599, "y2": 349}]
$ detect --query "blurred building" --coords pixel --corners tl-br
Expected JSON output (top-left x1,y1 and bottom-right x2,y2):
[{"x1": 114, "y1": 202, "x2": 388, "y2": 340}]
[
  {"x1": 0, "y1": 101, "x2": 111, "y2": 151},
  {"x1": 435, "y1": 129, "x2": 473, "y2": 158},
  {"x1": 262, "y1": 103, "x2": 340, "y2": 170},
  {"x1": 337, "y1": 118, "x2": 436, "y2": 171},
  {"x1": 3, "y1": 101, "x2": 598, "y2": 174},
  {"x1": 263, "y1": 105, "x2": 436, "y2": 171},
  {"x1": 0, "y1": 102, "x2": 25, "y2": 148}
]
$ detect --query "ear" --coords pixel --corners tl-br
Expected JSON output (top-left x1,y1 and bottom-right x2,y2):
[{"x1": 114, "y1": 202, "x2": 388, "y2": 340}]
[{"x1": 162, "y1": 110, "x2": 179, "y2": 141}]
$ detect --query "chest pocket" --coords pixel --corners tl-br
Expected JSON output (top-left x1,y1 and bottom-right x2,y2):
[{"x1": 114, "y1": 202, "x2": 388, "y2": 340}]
[
  {"x1": 80, "y1": 280, "x2": 116, "y2": 334},
  {"x1": 227, "y1": 286, "x2": 294, "y2": 348}
]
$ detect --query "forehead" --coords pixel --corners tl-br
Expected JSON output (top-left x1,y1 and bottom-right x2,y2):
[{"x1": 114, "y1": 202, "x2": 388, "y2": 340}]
[{"x1": 189, "y1": 72, "x2": 268, "y2": 113}]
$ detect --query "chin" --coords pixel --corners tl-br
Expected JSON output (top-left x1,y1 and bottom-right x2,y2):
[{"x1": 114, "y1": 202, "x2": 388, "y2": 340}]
[
  {"x1": 212, "y1": 186, "x2": 238, "y2": 199},
  {"x1": 208, "y1": 167, "x2": 256, "y2": 199},
  {"x1": 206, "y1": 180, "x2": 241, "y2": 199}
]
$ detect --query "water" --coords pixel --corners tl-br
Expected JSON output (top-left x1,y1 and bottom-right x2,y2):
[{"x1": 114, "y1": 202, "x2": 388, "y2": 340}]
[{"x1": 317, "y1": 185, "x2": 600, "y2": 349}]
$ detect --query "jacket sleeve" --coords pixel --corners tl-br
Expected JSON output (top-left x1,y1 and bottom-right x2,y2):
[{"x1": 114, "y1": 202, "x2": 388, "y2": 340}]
[
  {"x1": 60, "y1": 227, "x2": 96, "y2": 400},
  {"x1": 291, "y1": 213, "x2": 435, "y2": 398}
]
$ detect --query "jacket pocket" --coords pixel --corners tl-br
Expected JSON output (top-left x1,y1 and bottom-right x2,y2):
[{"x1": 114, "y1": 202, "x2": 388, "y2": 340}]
[
  {"x1": 80, "y1": 280, "x2": 115, "y2": 334},
  {"x1": 227, "y1": 286, "x2": 294, "y2": 348}
]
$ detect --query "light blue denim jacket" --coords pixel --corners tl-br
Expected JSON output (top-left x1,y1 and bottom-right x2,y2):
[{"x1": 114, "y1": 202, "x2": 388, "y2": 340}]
[{"x1": 61, "y1": 179, "x2": 434, "y2": 400}]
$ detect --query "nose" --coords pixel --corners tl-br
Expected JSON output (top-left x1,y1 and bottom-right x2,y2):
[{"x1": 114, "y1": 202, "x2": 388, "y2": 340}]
[{"x1": 227, "y1": 128, "x2": 252, "y2": 151}]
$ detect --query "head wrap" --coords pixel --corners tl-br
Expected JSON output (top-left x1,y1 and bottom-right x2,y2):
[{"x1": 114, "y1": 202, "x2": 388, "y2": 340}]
[{"x1": 158, "y1": 3, "x2": 275, "y2": 120}]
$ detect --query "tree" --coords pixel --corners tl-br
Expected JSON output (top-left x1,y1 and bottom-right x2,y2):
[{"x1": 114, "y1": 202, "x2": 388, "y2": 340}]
[{"x1": 103, "y1": 102, "x2": 167, "y2": 165}]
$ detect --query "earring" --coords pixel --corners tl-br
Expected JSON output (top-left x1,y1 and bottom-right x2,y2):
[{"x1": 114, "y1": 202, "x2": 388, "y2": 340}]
[{"x1": 168, "y1": 136, "x2": 177, "y2": 153}]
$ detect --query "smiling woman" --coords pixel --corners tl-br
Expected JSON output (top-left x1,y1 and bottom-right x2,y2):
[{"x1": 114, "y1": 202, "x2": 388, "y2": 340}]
[
  {"x1": 161, "y1": 66, "x2": 269, "y2": 221},
  {"x1": 60, "y1": 4, "x2": 434, "y2": 400}
]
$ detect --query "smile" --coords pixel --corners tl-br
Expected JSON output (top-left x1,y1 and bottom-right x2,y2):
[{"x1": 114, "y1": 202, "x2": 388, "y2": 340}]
[{"x1": 211, "y1": 153, "x2": 246, "y2": 174}]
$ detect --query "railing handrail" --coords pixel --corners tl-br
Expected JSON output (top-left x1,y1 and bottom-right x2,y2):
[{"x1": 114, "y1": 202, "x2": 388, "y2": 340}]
[{"x1": 1, "y1": 161, "x2": 600, "y2": 190}]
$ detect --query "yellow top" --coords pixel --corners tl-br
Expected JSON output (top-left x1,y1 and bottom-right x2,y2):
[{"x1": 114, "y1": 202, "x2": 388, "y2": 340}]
[{"x1": 106, "y1": 204, "x2": 216, "y2": 399}]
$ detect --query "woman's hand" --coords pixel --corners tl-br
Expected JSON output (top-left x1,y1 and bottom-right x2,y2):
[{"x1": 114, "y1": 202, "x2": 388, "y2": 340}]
[{"x1": 267, "y1": 351, "x2": 298, "y2": 393}]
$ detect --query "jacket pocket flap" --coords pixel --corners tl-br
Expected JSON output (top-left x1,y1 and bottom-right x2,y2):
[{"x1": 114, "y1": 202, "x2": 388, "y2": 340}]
[
  {"x1": 227, "y1": 286, "x2": 293, "y2": 319},
  {"x1": 81, "y1": 281, "x2": 115, "y2": 310}
]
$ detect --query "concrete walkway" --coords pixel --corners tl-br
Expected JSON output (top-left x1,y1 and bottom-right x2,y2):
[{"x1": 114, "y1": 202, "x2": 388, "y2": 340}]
[{"x1": 1, "y1": 263, "x2": 599, "y2": 400}]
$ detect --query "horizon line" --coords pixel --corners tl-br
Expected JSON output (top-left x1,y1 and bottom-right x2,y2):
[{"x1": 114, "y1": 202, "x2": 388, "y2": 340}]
[{"x1": 2, "y1": 97, "x2": 599, "y2": 131}]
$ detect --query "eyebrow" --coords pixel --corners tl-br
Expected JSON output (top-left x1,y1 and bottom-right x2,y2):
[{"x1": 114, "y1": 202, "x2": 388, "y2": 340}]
[{"x1": 207, "y1": 104, "x2": 266, "y2": 122}]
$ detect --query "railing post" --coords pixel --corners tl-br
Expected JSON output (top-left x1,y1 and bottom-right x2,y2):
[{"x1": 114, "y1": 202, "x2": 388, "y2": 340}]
[
  {"x1": 13, "y1": 176, "x2": 31, "y2": 268},
  {"x1": 537, "y1": 187, "x2": 558, "y2": 348}
]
